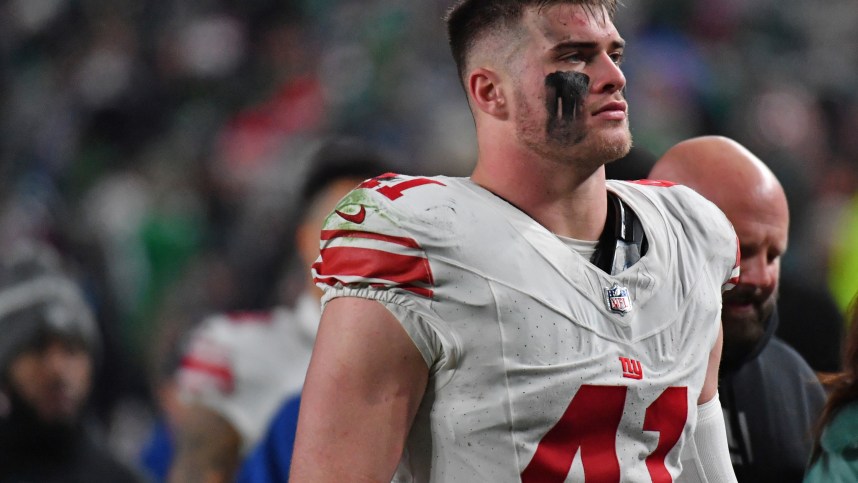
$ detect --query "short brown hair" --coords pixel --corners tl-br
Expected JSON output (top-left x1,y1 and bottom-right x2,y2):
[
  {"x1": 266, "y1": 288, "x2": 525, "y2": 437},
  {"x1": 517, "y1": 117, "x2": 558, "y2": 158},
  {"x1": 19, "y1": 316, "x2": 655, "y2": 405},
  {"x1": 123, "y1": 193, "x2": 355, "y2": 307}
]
[{"x1": 445, "y1": 0, "x2": 620, "y2": 85}]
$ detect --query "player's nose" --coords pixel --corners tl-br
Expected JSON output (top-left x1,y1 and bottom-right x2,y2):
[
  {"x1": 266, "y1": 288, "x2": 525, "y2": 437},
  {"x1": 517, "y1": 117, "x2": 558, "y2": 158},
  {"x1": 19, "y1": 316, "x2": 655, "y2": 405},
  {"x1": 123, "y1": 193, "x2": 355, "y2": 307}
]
[{"x1": 589, "y1": 51, "x2": 625, "y2": 94}]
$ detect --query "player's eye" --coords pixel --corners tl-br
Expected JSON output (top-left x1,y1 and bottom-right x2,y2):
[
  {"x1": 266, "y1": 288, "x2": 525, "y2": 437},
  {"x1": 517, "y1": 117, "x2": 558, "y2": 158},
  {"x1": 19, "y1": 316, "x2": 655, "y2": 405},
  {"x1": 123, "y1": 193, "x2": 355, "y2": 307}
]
[
  {"x1": 609, "y1": 51, "x2": 624, "y2": 66},
  {"x1": 560, "y1": 52, "x2": 584, "y2": 64}
]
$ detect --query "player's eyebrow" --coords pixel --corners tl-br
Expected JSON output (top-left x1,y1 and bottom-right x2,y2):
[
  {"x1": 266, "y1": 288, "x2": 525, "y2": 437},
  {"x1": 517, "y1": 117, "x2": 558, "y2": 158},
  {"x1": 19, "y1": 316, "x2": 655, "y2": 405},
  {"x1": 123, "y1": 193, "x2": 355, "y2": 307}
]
[{"x1": 550, "y1": 39, "x2": 625, "y2": 53}]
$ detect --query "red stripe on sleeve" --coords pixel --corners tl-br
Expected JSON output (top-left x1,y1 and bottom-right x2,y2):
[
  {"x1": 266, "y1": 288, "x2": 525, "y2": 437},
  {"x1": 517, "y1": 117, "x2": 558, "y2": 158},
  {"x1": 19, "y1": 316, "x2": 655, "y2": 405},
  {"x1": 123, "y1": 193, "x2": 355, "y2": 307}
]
[
  {"x1": 314, "y1": 246, "x2": 435, "y2": 298},
  {"x1": 317, "y1": 247, "x2": 434, "y2": 285},
  {"x1": 179, "y1": 356, "x2": 234, "y2": 393}
]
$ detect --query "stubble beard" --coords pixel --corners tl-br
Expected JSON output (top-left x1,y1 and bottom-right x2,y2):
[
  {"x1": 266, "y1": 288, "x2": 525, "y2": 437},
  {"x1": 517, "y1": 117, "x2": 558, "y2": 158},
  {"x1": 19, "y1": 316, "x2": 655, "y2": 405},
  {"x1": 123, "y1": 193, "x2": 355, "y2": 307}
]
[{"x1": 514, "y1": 91, "x2": 632, "y2": 170}]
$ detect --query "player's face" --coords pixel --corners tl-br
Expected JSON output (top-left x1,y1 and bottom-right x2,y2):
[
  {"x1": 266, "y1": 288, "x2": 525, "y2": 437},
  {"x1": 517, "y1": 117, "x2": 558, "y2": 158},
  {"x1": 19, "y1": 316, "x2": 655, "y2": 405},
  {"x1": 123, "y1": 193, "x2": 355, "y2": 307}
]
[
  {"x1": 511, "y1": 4, "x2": 631, "y2": 167},
  {"x1": 721, "y1": 202, "x2": 788, "y2": 357},
  {"x1": 7, "y1": 337, "x2": 92, "y2": 424}
]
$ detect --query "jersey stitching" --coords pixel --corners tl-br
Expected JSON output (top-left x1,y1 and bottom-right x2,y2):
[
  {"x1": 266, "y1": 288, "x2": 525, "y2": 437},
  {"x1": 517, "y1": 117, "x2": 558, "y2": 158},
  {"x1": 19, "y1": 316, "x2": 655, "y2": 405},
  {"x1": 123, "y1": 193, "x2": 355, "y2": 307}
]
[
  {"x1": 489, "y1": 279, "x2": 525, "y2": 476},
  {"x1": 466, "y1": 179, "x2": 671, "y2": 331},
  {"x1": 430, "y1": 252, "x2": 668, "y2": 344}
]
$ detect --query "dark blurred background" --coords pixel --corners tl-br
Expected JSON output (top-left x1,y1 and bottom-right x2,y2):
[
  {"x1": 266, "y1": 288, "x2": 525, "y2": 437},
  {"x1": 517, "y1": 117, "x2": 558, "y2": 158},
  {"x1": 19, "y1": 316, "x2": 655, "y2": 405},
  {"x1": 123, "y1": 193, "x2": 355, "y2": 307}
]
[{"x1": 2, "y1": 0, "x2": 857, "y2": 467}]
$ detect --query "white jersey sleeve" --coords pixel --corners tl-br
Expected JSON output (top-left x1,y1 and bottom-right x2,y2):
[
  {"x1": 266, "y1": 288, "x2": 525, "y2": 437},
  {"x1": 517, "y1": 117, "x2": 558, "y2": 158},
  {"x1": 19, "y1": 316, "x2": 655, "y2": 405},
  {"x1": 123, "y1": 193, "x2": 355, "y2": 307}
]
[
  {"x1": 312, "y1": 174, "x2": 456, "y2": 371},
  {"x1": 176, "y1": 296, "x2": 319, "y2": 452}
]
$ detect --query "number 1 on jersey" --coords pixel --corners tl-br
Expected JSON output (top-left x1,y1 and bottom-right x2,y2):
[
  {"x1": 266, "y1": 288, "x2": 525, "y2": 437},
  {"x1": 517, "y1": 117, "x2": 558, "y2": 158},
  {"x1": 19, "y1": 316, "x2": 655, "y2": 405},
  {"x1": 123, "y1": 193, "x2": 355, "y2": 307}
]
[
  {"x1": 358, "y1": 173, "x2": 445, "y2": 200},
  {"x1": 522, "y1": 385, "x2": 688, "y2": 482}
]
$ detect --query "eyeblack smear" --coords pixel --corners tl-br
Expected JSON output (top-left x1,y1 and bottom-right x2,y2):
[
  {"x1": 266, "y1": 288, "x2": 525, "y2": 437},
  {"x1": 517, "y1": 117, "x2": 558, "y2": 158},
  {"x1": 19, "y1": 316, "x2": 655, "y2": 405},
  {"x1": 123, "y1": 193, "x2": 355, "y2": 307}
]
[{"x1": 545, "y1": 71, "x2": 589, "y2": 144}]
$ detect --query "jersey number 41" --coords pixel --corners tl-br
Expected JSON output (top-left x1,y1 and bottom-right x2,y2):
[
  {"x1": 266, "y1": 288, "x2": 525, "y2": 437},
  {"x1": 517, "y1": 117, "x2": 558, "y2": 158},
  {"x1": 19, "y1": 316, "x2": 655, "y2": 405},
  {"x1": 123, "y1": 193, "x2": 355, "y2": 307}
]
[{"x1": 522, "y1": 384, "x2": 688, "y2": 482}]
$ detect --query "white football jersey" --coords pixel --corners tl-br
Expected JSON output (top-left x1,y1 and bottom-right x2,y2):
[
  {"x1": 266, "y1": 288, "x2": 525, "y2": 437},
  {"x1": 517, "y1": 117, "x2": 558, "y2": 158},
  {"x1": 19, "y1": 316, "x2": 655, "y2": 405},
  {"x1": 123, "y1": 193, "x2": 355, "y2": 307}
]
[
  {"x1": 176, "y1": 293, "x2": 320, "y2": 452},
  {"x1": 314, "y1": 175, "x2": 739, "y2": 482}
]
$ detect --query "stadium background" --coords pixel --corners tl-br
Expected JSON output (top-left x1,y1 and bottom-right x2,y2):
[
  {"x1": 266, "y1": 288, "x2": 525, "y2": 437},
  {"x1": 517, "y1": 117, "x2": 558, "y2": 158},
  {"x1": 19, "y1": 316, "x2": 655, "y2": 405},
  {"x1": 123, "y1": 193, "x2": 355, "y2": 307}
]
[{"x1": 2, "y1": 0, "x2": 857, "y2": 465}]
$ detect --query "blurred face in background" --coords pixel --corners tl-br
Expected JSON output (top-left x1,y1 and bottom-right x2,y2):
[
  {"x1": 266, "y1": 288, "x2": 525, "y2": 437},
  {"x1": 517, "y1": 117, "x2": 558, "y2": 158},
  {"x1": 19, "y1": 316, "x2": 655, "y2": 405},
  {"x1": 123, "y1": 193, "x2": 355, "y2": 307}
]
[
  {"x1": 7, "y1": 336, "x2": 92, "y2": 424},
  {"x1": 720, "y1": 196, "x2": 788, "y2": 362}
]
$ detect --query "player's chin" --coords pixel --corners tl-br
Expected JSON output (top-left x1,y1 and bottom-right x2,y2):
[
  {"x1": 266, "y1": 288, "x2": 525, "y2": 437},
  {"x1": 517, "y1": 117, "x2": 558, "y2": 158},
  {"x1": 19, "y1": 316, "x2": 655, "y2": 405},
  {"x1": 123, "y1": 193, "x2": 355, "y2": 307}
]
[
  {"x1": 593, "y1": 127, "x2": 632, "y2": 161},
  {"x1": 592, "y1": 117, "x2": 629, "y2": 136}
]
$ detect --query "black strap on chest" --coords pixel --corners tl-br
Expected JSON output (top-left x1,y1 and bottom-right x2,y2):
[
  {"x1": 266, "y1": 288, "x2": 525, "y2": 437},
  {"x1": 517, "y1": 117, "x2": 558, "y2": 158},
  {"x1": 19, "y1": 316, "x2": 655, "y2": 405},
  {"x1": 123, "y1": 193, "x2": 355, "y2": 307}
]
[{"x1": 591, "y1": 192, "x2": 648, "y2": 275}]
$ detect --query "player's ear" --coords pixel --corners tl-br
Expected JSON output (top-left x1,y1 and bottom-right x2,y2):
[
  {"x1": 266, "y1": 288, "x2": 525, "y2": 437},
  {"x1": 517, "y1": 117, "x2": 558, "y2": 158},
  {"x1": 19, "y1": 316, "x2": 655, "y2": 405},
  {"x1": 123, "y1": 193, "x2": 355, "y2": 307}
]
[{"x1": 468, "y1": 67, "x2": 508, "y2": 120}]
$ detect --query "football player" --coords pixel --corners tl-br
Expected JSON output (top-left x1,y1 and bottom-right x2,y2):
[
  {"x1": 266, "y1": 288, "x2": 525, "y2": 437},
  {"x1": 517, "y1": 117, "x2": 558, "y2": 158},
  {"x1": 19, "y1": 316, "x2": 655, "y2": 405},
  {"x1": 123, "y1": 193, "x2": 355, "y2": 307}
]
[{"x1": 291, "y1": 1, "x2": 738, "y2": 481}]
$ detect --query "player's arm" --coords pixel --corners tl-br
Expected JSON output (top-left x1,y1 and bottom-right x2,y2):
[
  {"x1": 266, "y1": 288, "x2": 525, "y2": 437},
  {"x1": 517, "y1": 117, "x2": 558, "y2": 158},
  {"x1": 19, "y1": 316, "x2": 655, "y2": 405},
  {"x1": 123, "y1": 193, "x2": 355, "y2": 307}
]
[
  {"x1": 698, "y1": 323, "x2": 723, "y2": 405},
  {"x1": 289, "y1": 297, "x2": 429, "y2": 482},
  {"x1": 683, "y1": 324, "x2": 737, "y2": 482},
  {"x1": 168, "y1": 405, "x2": 242, "y2": 483}
]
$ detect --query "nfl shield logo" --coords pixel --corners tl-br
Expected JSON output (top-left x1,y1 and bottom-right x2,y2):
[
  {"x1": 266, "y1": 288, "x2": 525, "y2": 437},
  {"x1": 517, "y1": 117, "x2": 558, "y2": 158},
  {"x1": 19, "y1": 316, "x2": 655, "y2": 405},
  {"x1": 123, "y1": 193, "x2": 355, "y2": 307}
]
[{"x1": 604, "y1": 283, "x2": 632, "y2": 315}]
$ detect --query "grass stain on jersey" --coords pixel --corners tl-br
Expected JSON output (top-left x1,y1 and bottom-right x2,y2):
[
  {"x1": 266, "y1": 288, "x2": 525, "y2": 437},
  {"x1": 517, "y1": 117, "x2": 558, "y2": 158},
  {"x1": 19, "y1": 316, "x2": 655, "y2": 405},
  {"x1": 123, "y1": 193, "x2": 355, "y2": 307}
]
[
  {"x1": 544, "y1": 71, "x2": 589, "y2": 145},
  {"x1": 329, "y1": 189, "x2": 400, "y2": 229}
]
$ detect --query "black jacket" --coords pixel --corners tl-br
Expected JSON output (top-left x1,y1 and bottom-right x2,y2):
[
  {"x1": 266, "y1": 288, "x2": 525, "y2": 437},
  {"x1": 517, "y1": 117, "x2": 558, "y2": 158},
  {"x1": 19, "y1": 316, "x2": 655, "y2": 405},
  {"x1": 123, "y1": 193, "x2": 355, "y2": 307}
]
[
  {"x1": 719, "y1": 307, "x2": 826, "y2": 483},
  {"x1": 0, "y1": 413, "x2": 141, "y2": 483}
]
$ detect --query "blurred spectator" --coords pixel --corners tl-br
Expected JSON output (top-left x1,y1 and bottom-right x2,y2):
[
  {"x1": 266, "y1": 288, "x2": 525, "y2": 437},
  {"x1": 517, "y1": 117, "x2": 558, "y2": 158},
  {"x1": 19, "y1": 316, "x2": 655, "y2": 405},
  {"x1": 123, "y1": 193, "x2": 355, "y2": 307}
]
[
  {"x1": 0, "y1": 242, "x2": 140, "y2": 482},
  {"x1": 157, "y1": 138, "x2": 395, "y2": 482},
  {"x1": 805, "y1": 295, "x2": 858, "y2": 482},
  {"x1": 650, "y1": 136, "x2": 826, "y2": 483}
]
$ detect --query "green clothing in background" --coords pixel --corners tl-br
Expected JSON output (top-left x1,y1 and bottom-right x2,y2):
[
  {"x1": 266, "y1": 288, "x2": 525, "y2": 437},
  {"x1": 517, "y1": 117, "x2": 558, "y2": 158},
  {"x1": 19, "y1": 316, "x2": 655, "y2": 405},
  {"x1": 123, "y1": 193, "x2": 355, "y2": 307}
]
[
  {"x1": 829, "y1": 195, "x2": 858, "y2": 316},
  {"x1": 804, "y1": 402, "x2": 858, "y2": 482}
]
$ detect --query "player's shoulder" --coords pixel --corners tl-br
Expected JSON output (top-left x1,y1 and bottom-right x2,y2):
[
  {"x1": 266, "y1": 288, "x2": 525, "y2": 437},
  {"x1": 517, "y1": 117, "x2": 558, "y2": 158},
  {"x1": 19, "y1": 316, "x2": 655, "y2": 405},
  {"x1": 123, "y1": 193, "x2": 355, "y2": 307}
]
[
  {"x1": 340, "y1": 172, "x2": 461, "y2": 211},
  {"x1": 354, "y1": 172, "x2": 453, "y2": 200},
  {"x1": 316, "y1": 174, "x2": 485, "y2": 301},
  {"x1": 323, "y1": 173, "x2": 470, "y2": 239},
  {"x1": 611, "y1": 178, "x2": 715, "y2": 212},
  {"x1": 613, "y1": 179, "x2": 733, "y2": 236},
  {"x1": 611, "y1": 179, "x2": 739, "y2": 276}
]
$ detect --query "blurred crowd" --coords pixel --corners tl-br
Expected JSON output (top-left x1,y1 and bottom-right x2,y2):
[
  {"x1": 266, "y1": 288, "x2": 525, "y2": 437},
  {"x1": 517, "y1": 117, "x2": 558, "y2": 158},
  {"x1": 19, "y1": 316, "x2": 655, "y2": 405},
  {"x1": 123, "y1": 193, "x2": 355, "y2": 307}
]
[{"x1": 2, "y1": 0, "x2": 858, "y2": 476}]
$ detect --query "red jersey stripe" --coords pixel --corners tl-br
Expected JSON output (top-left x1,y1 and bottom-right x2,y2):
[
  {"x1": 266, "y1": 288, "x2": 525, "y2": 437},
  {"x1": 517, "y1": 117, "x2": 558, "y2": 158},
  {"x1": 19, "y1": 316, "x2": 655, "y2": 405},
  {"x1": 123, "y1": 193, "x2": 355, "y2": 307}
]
[
  {"x1": 179, "y1": 356, "x2": 234, "y2": 391},
  {"x1": 317, "y1": 246, "x2": 434, "y2": 286},
  {"x1": 321, "y1": 229, "x2": 421, "y2": 249}
]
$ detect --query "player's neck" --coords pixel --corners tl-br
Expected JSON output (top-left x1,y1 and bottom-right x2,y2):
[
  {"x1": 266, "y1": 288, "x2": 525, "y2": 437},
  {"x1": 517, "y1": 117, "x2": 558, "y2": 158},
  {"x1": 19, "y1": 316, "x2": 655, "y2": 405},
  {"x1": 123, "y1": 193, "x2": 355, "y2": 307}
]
[{"x1": 471, "y1": 146, "x2": 608, "y2": 241}]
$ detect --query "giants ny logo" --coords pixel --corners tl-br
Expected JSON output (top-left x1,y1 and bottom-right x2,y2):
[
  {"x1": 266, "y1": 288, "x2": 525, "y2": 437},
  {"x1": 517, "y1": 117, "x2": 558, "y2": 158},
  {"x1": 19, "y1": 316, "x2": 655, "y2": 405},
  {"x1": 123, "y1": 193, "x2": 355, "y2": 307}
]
[{"x1": 619, "y1": 357, "x2": 643, "y2": 380}]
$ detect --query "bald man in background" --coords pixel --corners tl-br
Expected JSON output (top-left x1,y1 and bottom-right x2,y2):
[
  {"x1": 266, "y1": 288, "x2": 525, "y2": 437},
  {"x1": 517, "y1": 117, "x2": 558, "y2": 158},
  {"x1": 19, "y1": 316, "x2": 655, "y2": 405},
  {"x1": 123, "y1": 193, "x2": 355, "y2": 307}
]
[{"x1": 650, "y1": 136, "x2": 825, "y2": 483}]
